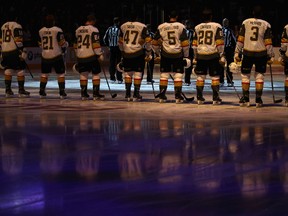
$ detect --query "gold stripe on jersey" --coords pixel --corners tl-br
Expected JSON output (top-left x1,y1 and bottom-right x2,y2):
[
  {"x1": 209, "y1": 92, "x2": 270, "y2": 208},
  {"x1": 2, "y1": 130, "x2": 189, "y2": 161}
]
[
  {"x1": 264, "y1": 38, "x2": 272, "y2": 46},
  {"x1": 139, "y1": 38, "x2": 145, "y2": 46},
  {"x1": 192, "y1": 39, "x2": 197, "y2": 47},
  {"x1": 145, "y1": 36, "x2": 152, "y2": 43},
  {"x1": 237, "y1": 35, "x2": 244, "y2": 43},
  {"x1": 216, "y1": 39, "x2": 224, "y2": 47},
  {"x1": 281, "y1": 38, "x2": 288, "y2": 43},
  {"x1": 181, "y1": 39, "x2": 189, "y2": 47},
  {"x1": 14, "y1": 36, "x2": 23, "y2": 43},
  {"x1": 92, "y1": 42, "x2": 101, "y2": 49},
  {"x1": 59, "y1": 39, "x2": 66, "y2": 46}
]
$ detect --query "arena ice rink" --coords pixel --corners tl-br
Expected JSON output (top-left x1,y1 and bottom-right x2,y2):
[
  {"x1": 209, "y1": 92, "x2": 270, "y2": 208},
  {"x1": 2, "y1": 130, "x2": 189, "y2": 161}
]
[{"x1": 1, "y1": 64, "x2": 288, "y2": 215}]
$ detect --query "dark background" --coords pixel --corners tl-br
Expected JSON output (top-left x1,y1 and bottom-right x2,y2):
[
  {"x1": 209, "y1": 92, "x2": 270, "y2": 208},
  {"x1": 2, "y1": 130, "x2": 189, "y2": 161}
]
[{"x1": 0, "y1": 0, "x2": 286, "y2": 47}]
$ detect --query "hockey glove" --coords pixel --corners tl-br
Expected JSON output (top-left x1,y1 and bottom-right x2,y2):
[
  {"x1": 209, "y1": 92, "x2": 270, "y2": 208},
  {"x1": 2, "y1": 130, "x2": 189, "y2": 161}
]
[
  {"x1": 278, "y1": 57, "x2": 285, "y2": 66},
  {"x1": 154, "y1": 56, "x2": 161, "y2": 64},
  {"x1": 192, "y1": 58, "x2": 197, "y2": 65},
  {"x1": 267, "y1": 56, "x2": 274, "y2": 65},
  {"x1": 145, "y1": 55, "x2": 152, "y2": 62},
  {"x1": 98, "y1": 54, "x2": 104, "y2": 62},
  {"x1": 183, "y1": 58, "x2": 191, "y2": 68},
  {"x1": 19, "y1": 48, "x2": 27, "y2": 61},
  {"x1": 234, "y1": 53, "x2": 241, "y2": 62},
  {"x1": 219, "y1": 56, "x2": 226, "y2": 67}
]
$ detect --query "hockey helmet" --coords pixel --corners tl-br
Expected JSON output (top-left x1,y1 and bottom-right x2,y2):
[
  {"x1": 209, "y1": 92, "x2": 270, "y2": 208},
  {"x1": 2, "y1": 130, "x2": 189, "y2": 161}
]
[
  {"x1": 183, "y1": 58, "x2": 191, "y2": 69},
  {"x1": 72, "y1": 63, "x2": 79, "y2": 73},
  {"x1": 116, "y1": 61, "x2": 125, "y2": 73},
  {"x1": 229, "y1": 62, "x2": 241, "y2": 73}
]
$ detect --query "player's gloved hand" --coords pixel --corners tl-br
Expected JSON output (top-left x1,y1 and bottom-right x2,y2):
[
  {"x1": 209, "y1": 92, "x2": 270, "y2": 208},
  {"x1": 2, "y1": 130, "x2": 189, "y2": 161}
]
[
  {"x1": 267, "y1": 56, "x2": 274, "y2": 65},
  {"x1": 61, "y1": 47, "x2": 67, "y2": 54},
  {"x1": 219, "y1": 56, "x2": 226, "y2": 67},
  {"x1": 98, "y1": 54, "x2": 104, "y2": 62},
  {"x1": 154, "y1": 56, "x2": 161, "y2": 64},
  {"x1": 145, "y1": 55, "x2": 152, "y2": 62},
  {"x1": 192, "y1": 58, "x2": 197, "y2": 65},
  {"x1": 279, "y1": 48, "x2": 286, "y2": 56},
  {"x1": 278, "y1": 57, "x2": 285, "y2": 66},
  {"x1": 19, "y1": 48, "x2": 27, "y2": 61},
  {"x1": 234, "y1": 53, "x2": 241, "y2": 62}
]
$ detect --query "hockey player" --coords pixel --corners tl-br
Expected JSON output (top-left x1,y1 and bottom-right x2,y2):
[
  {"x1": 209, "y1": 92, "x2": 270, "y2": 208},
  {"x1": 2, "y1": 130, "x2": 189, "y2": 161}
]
[
  {"x1": 38, "y1": 14, "x2": 69, "y2": 99},
  {"x1": 279, "y1": 24, "x2": 288, "y2": 106},
  {"x1": 152, "y1": 10, "x2": 190, "y2": 103},
  {"x1": 0, "y1": 14, "x2": 30, "y2": 98},
  {"x1": 118, "y1": 12, "x2": 152, "y2": 102},
  {"x1": 192, "y1": 8, "x2": 225, "y2": 105},
  {"x1": 74, "y1": 14, "x2": 105, "y2": 100},
  {"x1": 234, "y1": 5, "x2": 274, "y2": 107}
]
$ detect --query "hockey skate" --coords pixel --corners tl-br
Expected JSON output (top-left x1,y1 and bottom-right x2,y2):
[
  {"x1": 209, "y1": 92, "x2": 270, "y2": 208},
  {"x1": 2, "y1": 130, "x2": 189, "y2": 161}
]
[
  {"x1": 197, "y1": 96, "x2": 205, "y2": 105},
  {"x1": 60, "y1": 90, "x2": 67, "y2": 99},
  {"x1": 175, "y1": 94, "x2": 184, "y2": 104},
  {"x1": 239, "y1": 96, "x2": 250, "y2": 107},
  {"x1": 39, "y1": 89, "x2": 47, "y2": 99},
  {"x1": 255, "y1": 97, "x2": 263, "y2": 108},
  {"x1": 133, "y1": 94, "x2": 142, "y2": 102},
  {"x1": 18, "y1": 89, "x2": 30, "y2": 98},
  {"x1": 158, "y1": 94, "x2": 167, "y2": 103},
  {"x1": 81, "y1": 92, "x2": 90, "y2": 100},
  {"x1": 125, "y1": 94, "x2": 132, "y2": 102},
  {"x1": 213, "y1": 97, "x2": 222, "y2": 105},
  {"x1": 93, "y1": 93, "x2": 105, "y2": 101},
  {"x1": 5, "y1": 89, "x2": 14, "y2": 98}
]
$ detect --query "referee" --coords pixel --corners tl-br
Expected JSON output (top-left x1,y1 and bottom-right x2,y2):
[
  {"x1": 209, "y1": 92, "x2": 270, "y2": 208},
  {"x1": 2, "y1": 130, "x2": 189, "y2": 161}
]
[
  {"x1": 222, "y1": 18, "x2": 236, "y2": 87},
  {"x1": 103, "y1": 17, "x2": 123, "y2": 83}
]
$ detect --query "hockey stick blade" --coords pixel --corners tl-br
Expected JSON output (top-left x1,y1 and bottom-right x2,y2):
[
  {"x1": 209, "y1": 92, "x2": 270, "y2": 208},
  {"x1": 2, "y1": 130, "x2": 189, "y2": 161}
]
[
  {"x1": 181, "y1": 92, "x2": 194, "y2": 102},
  {"x1": 112, "y1": 93, "x2": 117, "y2": 98},
  {"x1": 274, "y1": 99, "x2": 283, "y2": 103}
]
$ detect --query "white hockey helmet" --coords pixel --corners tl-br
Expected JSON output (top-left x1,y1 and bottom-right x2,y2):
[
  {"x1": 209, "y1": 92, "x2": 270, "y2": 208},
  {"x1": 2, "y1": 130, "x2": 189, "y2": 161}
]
[
  {"x1": 183, "y1": 58, "x2": 191, "y2": 69},
  {"x1": 229, "y1": 62, "x2": 241, "y2": 74},
  {"x1": 72, "y1": 63, "x2": 79, "y2": 73},
  {"x1": 116, "y1": 61, "x2": 125, "y2": 73}
]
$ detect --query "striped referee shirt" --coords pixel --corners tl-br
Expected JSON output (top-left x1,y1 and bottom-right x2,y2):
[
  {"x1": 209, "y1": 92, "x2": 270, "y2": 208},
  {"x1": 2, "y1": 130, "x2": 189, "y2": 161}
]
[
  {"x1": 103, "y1": 24, "x2": 120, "y2": 47},
  {"x1": 223, "y1": 27, "x2": 236, "y2": 48},
  {"x1": 186, "y1": 29, "x2": 194, "y2": 48}
]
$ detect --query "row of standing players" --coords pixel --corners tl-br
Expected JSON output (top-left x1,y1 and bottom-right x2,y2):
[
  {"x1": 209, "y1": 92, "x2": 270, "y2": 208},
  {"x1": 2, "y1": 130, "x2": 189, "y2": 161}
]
[{"x1": 0, "y1": 6, "x2": 288, "y2": 107}]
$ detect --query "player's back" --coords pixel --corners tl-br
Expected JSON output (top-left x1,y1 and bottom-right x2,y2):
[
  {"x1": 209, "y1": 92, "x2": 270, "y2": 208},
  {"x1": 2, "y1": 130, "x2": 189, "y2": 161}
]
[
  {"x1": 193, "y1": 22, "x2": 222, "y2": 56},
  {"x1": 39, "y1": 26, "x2": 64, "y2": 59},
  {"x1": 75, "y1": 25, "x2": 99, "y2": 59},
  {"x1": 119, "y1": 21, "x2": 147, "y2": 56},
  {"x1": 1, "y1": 21, "x2": 23, "y2": 53},
  {"x1": 240, "y1": 18, "x2": 271, "y2": 53},
  {"x1": 157, "y1": 22, "x2": 186, "y2": 56}
]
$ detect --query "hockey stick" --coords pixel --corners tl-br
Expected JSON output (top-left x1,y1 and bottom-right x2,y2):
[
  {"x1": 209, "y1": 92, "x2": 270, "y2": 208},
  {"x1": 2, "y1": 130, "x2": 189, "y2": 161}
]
[
  {"x1": 7, "y1": 28, "x2": 35, "y2": 80},
  {"x1": 226, "y1": 70, "x2": 241, "y2": 100},
  {"x1": 101, "y1": 65, "x2": 117, "y2": 98},
  {"x1": 269, "y1": 64, "x2": 282, "y2": 103},
  {"x1": 169, "y1": 74, "x2": 194, "y2": 101},
  {"x1": 147, "y1": 61, "x2": 156, "y2": 97}
]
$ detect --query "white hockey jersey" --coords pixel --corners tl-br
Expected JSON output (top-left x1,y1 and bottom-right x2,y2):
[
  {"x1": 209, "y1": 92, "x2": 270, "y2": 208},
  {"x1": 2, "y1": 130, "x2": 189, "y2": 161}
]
[
  {"x1": 235, "y1": 18, "x2": 273, "y2": 57},
  {"x1": 74, "y1": 25, "x2": 102, "y2": 60},
  {"x1": 119, "y1": 21, "x2": 152, "y2": 58},
  {"x1": 280, "y1": 24, "x2": 288, "y2": 58},
  {"x1": 39, "y1": 26, "x2": 68, "y2": 59},
  {"x1": 0, "y1": 21, "x2": 24, "y2": 54},
  {"x1": 192, "y1": 22, "x2": 224, "y2": 60},
  {"x1": 152, "y1": 21, "x2": 189, "y2": 58}
]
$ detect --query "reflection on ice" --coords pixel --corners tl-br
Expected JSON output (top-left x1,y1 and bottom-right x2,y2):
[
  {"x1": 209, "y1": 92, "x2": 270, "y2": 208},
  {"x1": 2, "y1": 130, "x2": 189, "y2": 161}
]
[{"x1": 1, "y1": 110, "x2": 288, "y2": 215}]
